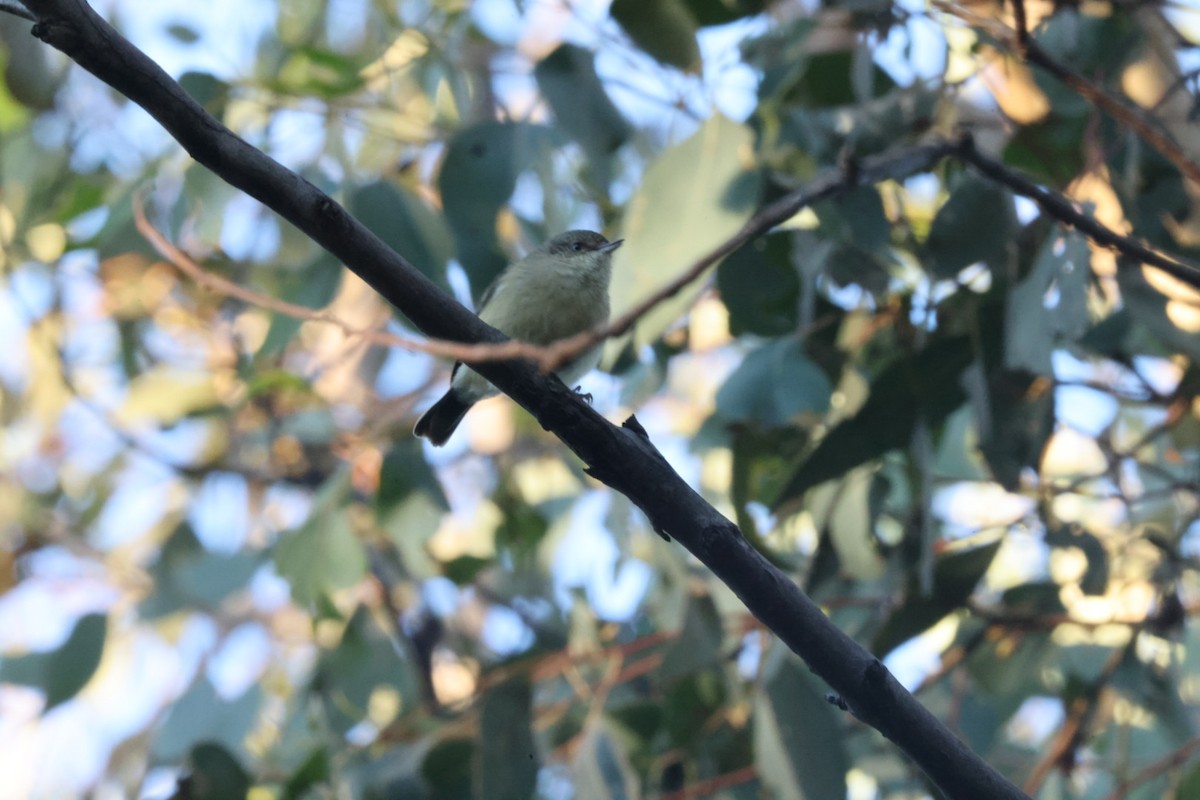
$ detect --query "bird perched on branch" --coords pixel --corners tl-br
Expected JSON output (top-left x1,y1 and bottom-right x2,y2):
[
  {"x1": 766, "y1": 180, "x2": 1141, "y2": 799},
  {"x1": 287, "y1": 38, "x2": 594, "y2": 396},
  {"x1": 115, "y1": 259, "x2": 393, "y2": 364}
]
[{"x1": 414, "y1": 230, "x2": 622, "y2": 446}]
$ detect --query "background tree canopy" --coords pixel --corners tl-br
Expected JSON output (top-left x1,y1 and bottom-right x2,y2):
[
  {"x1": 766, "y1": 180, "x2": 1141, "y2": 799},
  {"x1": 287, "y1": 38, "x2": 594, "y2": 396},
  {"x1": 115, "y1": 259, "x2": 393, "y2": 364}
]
[{"x1": 1, "y1": 0, "x2": 1200, "y2": 798}]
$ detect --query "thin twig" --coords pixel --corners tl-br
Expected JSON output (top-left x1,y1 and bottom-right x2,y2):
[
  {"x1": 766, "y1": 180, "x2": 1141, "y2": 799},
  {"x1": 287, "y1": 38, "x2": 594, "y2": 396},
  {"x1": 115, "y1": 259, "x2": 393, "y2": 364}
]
[
  {"x1": 660, "y1": 765, "x2": 759, "y2": 800},
  {"x1": 1011, "y1": 0, "x2": 1030, "y2": 55},
  {"x1": 956, "y1": 138, "x2": 1200, "y2": 289},
  {"x1": 537, "y1": 138, "x2": 965, "y2": 371},
  {"x1": 1150, "y1": 66, "x2": 1200, "y2": 113},
  {"x1": 1103, "y1": 735, "x2": 1200, "y2": 800},
  {"x1": 1024, "y1": 642, "x2": 1129, "y2": 794},
  {"x1": 131, "y1": 195, "x2": 580, "y2": 369},
  {"x1": 938, "y1": 0, "x2": 1200, "y2": 188}
]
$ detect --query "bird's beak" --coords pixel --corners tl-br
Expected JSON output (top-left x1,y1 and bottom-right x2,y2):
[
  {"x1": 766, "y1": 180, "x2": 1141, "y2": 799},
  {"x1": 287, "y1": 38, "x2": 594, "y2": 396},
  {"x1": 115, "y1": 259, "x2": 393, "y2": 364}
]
[{"x1": 599, "y1": 239, "x2": 624, "y2": 254}]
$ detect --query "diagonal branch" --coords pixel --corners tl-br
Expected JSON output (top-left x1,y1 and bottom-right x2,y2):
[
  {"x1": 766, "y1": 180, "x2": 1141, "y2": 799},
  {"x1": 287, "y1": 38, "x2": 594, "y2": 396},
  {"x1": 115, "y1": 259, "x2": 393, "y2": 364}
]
[
  {"x1": 19, "y1": 1, "x2": 1028, "y2": 797},
  {"x1": 955, "y1": 137, "x2": 1200, "y2": 288},
  {"x1": 938, "y1": 0, "x2": 1200, "y2": 188}
]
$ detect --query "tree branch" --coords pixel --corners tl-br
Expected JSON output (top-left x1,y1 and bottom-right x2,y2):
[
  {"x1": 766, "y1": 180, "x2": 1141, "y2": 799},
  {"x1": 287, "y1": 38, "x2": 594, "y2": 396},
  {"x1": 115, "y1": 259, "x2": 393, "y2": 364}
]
[
  {"x1": 954, "y1": 137, "x2": 1200, "y2": 289},
  {"x1": 0, "y1": 1, "x2": 34, "y2": 21},
  {"x1": 939, "y1": 0, "x2": 1200, "y2": 189},
  {"x1": 20, "y1": 1, "x2": 1027, "y2": 797}
]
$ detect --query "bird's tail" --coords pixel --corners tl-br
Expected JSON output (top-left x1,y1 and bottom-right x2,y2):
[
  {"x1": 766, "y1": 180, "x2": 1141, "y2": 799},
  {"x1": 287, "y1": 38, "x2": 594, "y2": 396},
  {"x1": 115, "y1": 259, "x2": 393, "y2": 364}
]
[{"x1": 413, "y1": 391, "x2": 472, "y2": 446}]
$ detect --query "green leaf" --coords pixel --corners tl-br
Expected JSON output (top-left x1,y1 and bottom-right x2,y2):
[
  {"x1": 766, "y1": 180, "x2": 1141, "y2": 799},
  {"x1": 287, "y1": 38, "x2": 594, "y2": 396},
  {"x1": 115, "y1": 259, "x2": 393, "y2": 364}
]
[
  {"x1": 684, "y1": 0, "x2": 766, "y2": 26},
  {"x1": 166, "y1": 24, "x2": 201, "y2": 43},
  {"x1": 437, "y1": 122, "x2": 559, "y2": 294},
  {"x1": 492, "y1": 485, "x2": 550, "y2": 559},
  {"x1": 377, "y1": 438, "x2": 449, "y2": 516},
  {"x1": 179, "y1": 72, "x2": 229, "y2": 115},
  {"x1": 607, "y1": 702, "x2": 664, "y2": 748},
  {"x1": 140, "y1": 525, "x2": 262, "y2": 619},
  {"x1": 967, "y1": 631, "x2": 1052, "y2": 700},
  {"x1": 754, "y1": 654, "x2": 848, "y2": 800},
  {"x1": 729, "y1": 426, "x2": 811, "y2": 558},
  {"x1": 742, "y1": 18, "x2": 817, "y2": 101},
  {"x1": 664, "y1": 671, "x2": 726, "y2": 748},
  {"x1": 716, "y1": 232, "x2": 801, "y2": 336},
  {"x1": 1005, "y1": 231, "x2": 1091, "y2": 375},
  {"x1": 925, "y1": 175, "x2": 1015, "y2": 280},
  {"x1": 824, "y1": 243, "x2": 892, "y2": 295},
  {"x1": 0, "y1": 16, "x2": 59, "y2": 112},
  {"x1": 610, "y1": 114, "x2": 760, "y2": 349},
  {"x1": 534, "y1": 44, "x2": 631, "y2": 183},
  {"x1": 815, "y1": 186, "x2": 891, "y2": 253},
  {"x1": 422, "y1": 739, "x2": 475, "y2": 798},
  {"x1": 1035, "y1": 9, "x2": 1143, "y2": 77},
  {"x1": 774, "y1": 336, "x2": 975, "y2": 506},
  {"x1": 316, "y1": 605, "x2": 418, "y2": 736},
  {"x1": 932, "y1": 405, "x2": 989, "y2": 481},
  {"x1": 153, "y1": 678, "x2": 262, "y2": 760},
  {"x1": 276, "y1": 46, "x2": 366, "y2": 97},
  {"x1": 349, "y1": 181, "x2": 453, "y2": 292},
  {"x1": 806, "y1": 467, "x2": 885, "y2": 581},
  {"x1": 657, "y1": 596, "x2": 724, "y2": 682},
  {"x1": 979, "y1": 369, "x2": 1055, "y2": 491},
  {"x1": 114, "y1": 367, "x2": 221, "y2": 426},
  {"x1": 480, "y1": 678, "x2": 538, "y2": 800},
  {"x1": 716, "y1": 337, "x2": 832, "y2": 427},
  {"x1": 0, "y1": 613, "x2": 107, "y2": 711},
  {"x1": 1178, "y1": 760, "x2": 1200, "y2": 799},
  {"x1": 283, "y1": 748, "x2": 330, "y2": 800},
  {"x1": 872, "y1": 539, "x2": 1003, "y2": 657},
  {"x1": 274, "y1": 472, "x2": 367, "y2": 607},
  {"x1": 785, "y1": 48, "x2": 897, "y2": 108},
  {"x1": 610, "y1": 0, "x2": 701, "y2": 72},
  {"x1": 442, "y1": 555, "x2": 491, "y2": 585},
  {"x1": 571, "y1": 721, "x2": 640, "y2": 799},
  {"x1": 1003, "y1": 116, "x2": 1088, "y2": 187},
  {"x1": 257, "y1": 251, "x2": 346, "y2": 358},
  {"x1": 186, "y1": 742, "x2": 250, "y2": 800}
]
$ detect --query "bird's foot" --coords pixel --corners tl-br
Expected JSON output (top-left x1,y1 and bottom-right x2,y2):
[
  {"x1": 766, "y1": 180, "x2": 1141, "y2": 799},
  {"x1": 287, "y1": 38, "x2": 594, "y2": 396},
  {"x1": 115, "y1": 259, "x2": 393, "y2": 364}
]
[{"x1": 573, "y1": 385, "x2": 593, "y2": 404}]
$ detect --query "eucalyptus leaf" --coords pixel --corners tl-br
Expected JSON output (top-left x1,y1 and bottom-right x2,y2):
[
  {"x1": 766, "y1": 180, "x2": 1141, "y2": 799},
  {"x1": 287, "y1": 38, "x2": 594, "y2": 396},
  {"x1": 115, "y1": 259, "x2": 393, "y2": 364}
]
[
  {"x1": 535, "y1": 44, "x2": 631, "y2": 184},
  {"x1": 0, "y1": 613, "x2": 106, "y2": 711},
  {"x1": 716, "y1": 337, "x2": 832, "y2": 427},
  {"x1": 926, "y1": 176, "x2": 1016, "y2": 280},
  {"x1": 315, "y1": 605, "x2": 418, "y2": 736},
  {"x1": 1005, "y1": 231, "x2": 1090, "y2": 375},
  {"x1": 480, "y1": 678, "x2": 538, "y2": 800},
  {"x1": 185, "y1": 742, "x2": 250, "y2": 800},
  {"x1": 438, "y1": 122, "x2": 559, "y2": 295},
  {"x1": 609, "y1": 114, "x2": 759, "y2": 350},
  {"x1": 872, "y1": 539, "x2": 1003, "y2": 657},
  {"x1": 754, "y1": 654, "x2": 849, "y2": 800},
  {"x1": 349, "y1": 180, "x2": 453, "y2": 292},
  {"x1": 610, "y1": 0, "x2": 701, "y2": 72},
  {"x1": 716, "y1": 231, "x2": 801, "y2": 336},
  {"x1": 274, "y1": 472, "x2": 367, "y2": 606},
  {"x1": 775, "y1": 335, "x2": 975, "y2": 506}
]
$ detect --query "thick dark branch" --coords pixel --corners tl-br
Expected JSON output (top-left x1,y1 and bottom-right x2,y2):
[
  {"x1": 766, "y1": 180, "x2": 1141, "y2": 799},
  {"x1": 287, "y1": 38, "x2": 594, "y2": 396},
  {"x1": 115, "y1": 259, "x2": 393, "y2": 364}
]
[{"x1": 20, "y1": 2, "x2": 1026, "y2": 798}]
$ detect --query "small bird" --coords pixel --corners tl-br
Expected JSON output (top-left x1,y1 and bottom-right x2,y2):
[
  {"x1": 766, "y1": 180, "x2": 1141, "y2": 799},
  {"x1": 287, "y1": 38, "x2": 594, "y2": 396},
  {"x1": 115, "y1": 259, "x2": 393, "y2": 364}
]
[{"x1": 413, "y1": 230, "x2": 622, "y2": 446}]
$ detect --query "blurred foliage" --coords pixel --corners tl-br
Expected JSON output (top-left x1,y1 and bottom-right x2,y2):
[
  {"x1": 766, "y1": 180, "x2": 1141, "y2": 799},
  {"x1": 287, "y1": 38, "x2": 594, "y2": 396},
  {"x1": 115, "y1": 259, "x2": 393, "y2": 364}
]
[{"x1": 0, "y1": 1, "x2": 1200, "y2": 799}]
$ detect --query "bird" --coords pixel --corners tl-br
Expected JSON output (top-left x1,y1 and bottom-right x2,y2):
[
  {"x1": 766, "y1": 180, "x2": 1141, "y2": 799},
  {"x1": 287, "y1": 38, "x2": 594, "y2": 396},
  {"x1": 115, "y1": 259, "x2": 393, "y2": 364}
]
[{"x1": 413, "y1": 229, "x2": 622, "y2": 446}]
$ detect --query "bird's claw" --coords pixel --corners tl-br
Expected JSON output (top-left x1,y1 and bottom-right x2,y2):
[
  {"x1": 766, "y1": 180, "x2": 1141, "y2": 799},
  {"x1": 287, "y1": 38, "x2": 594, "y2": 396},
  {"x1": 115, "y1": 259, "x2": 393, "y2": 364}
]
[{"x1": 573, "y1": 386, "x2": 593, "y2": 404}]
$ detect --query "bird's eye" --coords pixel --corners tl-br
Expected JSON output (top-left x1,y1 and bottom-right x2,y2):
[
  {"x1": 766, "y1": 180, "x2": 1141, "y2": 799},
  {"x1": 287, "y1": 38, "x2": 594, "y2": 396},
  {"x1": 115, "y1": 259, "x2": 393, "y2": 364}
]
[{"x1": 572, "y1": 242, "x2": 583, "y2": 252}]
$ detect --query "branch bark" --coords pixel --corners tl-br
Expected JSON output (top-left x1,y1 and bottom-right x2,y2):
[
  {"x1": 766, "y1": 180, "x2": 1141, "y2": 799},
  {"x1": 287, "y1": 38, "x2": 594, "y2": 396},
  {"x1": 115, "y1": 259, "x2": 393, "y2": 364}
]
[{"x1": 19, "y1": 1, "x2": 1028, "y2": 797}]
